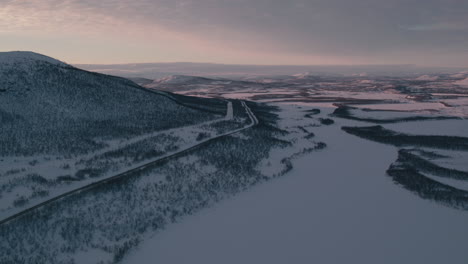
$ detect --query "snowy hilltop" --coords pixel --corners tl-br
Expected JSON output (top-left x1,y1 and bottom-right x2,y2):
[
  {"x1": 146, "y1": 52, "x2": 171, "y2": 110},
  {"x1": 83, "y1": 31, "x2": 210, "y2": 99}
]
[
  {"x1": 0, "y1": 51, "x2": 222, "y2": 156},
  {"x1": 154, "y1": 75, "x2": 214, "y2": 85},
  {"x1": 0, "y1": 51, "x2": 67, "y2": 68}
]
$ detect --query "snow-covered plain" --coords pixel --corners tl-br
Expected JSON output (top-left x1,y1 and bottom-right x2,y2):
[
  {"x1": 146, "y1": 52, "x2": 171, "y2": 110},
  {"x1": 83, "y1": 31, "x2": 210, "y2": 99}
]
[
  {"x1": 455, "y1": 78, "x2": 468, "y2": 88},
  {"x1": 120, "y1": 70, "x2": 468, "y2": 263},
  {"x1": 124, "y1": 104, "x2": 468, "y2": 264},
  {"x1": 3, "y1": 53, "x2": 468, "y2": 263},
  {"x1": 385, "y1": 119, "x2": 468, "y2": 137}
]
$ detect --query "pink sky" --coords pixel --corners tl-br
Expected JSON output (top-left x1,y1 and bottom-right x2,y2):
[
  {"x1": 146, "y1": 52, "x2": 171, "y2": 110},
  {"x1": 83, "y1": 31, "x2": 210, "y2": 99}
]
[{"x1": 1, "y1": 0, "x2": 467, "y2": 66}]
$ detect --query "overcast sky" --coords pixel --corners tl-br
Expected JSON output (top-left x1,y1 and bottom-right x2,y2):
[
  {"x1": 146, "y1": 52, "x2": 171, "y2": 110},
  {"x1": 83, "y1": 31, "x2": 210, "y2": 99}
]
[{"x1": 1, "y1": 0, "x2": 467, "y2": 66}]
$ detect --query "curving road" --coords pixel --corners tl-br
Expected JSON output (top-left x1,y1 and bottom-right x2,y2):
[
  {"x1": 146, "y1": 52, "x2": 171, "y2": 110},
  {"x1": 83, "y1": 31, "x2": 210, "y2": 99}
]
[{"x1": 0, "y1": 100, "x2": 258, "y2": 226}]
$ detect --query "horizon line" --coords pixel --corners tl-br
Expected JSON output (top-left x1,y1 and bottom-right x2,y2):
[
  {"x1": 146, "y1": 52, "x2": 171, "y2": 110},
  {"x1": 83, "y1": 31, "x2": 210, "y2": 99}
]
[
  {"x1": 1, "y1": 50, "x2": 466, "y2": 69},
  {"x1": 72, "y1": 61, "x2": 467, "y2": 69}
]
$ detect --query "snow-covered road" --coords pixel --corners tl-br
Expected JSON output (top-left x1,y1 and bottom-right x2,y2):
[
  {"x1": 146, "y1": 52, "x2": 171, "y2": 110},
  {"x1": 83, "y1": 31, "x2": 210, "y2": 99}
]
[
  {"x1": 0, "y1": 100, "x2": 257, "y2": 226},
  {"x1": 76, "y1": 100, "x2": 233, "y2": 162},
  {"x1": 225, "y1": 101, "x2": 233, "y2": 120}
]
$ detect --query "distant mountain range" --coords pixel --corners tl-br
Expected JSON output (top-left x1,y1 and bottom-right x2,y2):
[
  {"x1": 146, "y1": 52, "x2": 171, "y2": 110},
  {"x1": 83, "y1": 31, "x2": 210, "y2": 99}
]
[{"x1": 75, "y1": 62, "x2": 468, "y2": 80}]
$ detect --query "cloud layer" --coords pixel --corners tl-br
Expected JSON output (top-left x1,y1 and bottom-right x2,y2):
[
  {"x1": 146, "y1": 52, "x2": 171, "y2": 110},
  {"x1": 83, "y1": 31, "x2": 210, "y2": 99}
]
[{"x1": 0, "y1": 0, "x2": 467, "y2": 65}]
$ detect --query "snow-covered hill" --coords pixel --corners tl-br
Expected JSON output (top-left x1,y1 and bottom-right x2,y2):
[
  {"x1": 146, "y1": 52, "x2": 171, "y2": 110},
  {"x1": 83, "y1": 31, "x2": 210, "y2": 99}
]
[
  {"x1": 144, "y1": 74, "x2": 261, "y2": 93},
  {"x1": 455, "y1": 78, "x2": 468, "y2": 87},
  {"x1": 0, "y1": 51, "x2": 220, "y2": 156},
  {"x1": 415, "y1": 75, "x2": 439, "y2": 81},
  {"x1": 153, "y1": 75, "x2": 216, "y2": 85},
  {"x1": 0, "y1": 51, "x2": 67, "y2": 68},
  {"x1": 147, "y1": 74, "x2": 254, "y2": 87},
  {"x1": 292, "y1": 72, "x2": 320, "y2": 79}
]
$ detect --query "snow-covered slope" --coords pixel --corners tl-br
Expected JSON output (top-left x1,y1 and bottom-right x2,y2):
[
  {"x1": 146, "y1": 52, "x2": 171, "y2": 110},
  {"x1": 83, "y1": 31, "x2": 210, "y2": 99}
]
[
  {"x1": 415, "y1": 75, "x2": 439, "y2": 81},
  {"x1": 153, "y1": 75, "x2": 215, "y2": 85},
  {"x1": 127, "y1": 77, "x2": 153, "y2": 86},
  {"x1": 0, "y1": 51, "x2": 219, "y2": 156},
  {"x1": 455, "y1": 78, "x2": 468, "y2": 87},
  {"x1": 0, "y1": 51, "x2": 67, "y2": 68},
  {"x1": 144, "y1": 74, "x2": 261, "y2": 93},
  {"x1": 292, "y1": 72, "x2": 320, "y2": 79}
]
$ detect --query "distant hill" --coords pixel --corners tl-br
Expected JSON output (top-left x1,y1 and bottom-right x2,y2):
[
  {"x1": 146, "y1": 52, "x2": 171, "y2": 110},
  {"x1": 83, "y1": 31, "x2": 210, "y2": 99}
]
[
  {"x1": 0, "y1": 51, "x2": 221, "y2": 156},
  {"x1": 127, "y1": 77, "x2": 153, "y2": 86},
  {"x1": 142, "y1": 74, "x2": 260, "y2": 92},
  {"x1": 151, "y1": 75, "x2": 217, "y2": 85},
  {"x1": 455, "y1": 78, "x2": 468, "y2": 88},
  {"x1": 75, "y1": 62, "x2": 468, "y2": 79}
]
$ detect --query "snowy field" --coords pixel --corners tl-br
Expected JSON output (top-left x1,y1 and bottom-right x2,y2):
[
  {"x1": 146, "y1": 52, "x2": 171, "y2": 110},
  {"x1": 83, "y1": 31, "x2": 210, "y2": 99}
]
[
  {"x1": 119, "y1": 72, "x2": 468, "y2": 264},
  {"x1": 124, "y1": 103, "x2": 468, "y2": 264},
  {"x1": 2, "y1": 54, "x2": 468, "y2": 264}
]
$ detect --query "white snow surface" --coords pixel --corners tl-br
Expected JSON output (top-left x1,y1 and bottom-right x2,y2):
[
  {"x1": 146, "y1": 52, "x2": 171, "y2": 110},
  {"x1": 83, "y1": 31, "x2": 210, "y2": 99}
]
[
  {"x1": 124, "y1": 103, "x2": 468, "y2": 264},
  {"x1": 356, "y1": 102, "x2": 446, "y2": 111},
  {"x1": 424, "y1": 172, "x2": 468, "y2": 192},
  {"x1": 415, "y1": 75, "x2": 439, "y2": 81},
  {"x1": 292, "y1": 72, "x2": 317, "y2": 79},
  {"x1": 354, "y1": 100, "x2": 468, "y2": 117},
  {"x1": 0, "y1": 51, "x2": 67, "y2": 67},
  {"x1": 225, "y1": 101, "x2": 233, "y2": 120},
  {"x1": 454, "y1": 78, "x2": 468, "y2": 87},
  {"x1": 152, "y1": 75, "x2": 210, "y2": 85},
  {"x1": 451, "y1": 73, "x2": 466, "y2": 78},
  {"x1": 155, "y1": 75, "x2": 196, "y2": 84},
  {"x1": 385, "y1": 118, "x2": 468, "y2": 137}
]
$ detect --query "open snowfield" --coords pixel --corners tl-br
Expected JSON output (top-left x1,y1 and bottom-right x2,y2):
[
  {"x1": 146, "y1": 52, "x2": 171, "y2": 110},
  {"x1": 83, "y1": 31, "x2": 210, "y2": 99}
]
[
  {"x1": 3, "y1": 53, "x2": 468, "y2": 264},
  {"x1": 385, "y1": 119, "x2": 468, "y2": 137},
  {"x1": 124, "y1": 103, "x2": 468, "y2": 264}
]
